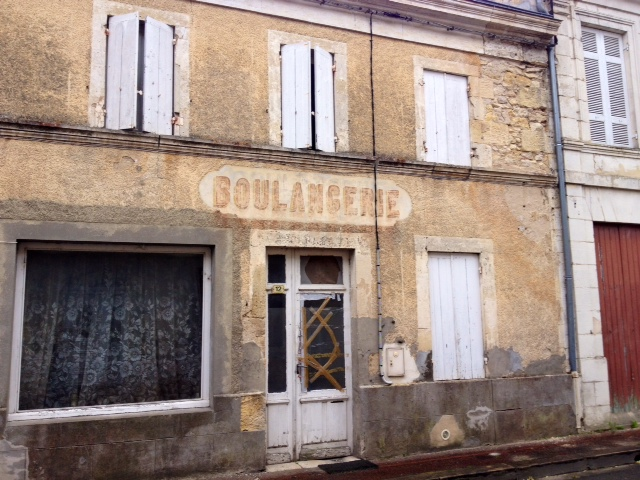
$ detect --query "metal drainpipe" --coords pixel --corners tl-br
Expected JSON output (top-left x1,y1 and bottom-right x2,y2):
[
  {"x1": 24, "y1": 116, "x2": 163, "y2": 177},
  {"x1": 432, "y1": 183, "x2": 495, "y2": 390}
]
[{"x1": 548, "y1": 40, "x2": 581, "y2": 428}]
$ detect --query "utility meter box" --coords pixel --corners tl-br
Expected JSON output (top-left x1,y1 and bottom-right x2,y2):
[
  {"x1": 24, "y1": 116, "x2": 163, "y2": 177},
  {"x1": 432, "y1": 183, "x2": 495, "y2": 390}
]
[{"x1": 385, "y1": 347, "x2": 405, "y2": 377}]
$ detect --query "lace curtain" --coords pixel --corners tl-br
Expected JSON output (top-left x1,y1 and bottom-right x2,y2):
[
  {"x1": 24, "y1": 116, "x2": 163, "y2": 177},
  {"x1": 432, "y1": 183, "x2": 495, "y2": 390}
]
[{"x1": 19, "y1": 250, "x2": 203, "y2": 411}]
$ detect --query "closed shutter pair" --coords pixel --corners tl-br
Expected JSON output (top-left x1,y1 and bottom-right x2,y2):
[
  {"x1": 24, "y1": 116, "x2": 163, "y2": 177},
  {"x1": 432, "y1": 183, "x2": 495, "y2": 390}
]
[
  {"x1": 582, "y1": 28, "x2": 630, "y2": 147},
  {"x1": 281, "y1": 43, "x2": 336, "y2": 152},
  {"x1": 424, "y1": 71, "x2": 471, "y2": 166},
  {"x1": 106, "y1": 12, "x2": 174, "y2": 135}
]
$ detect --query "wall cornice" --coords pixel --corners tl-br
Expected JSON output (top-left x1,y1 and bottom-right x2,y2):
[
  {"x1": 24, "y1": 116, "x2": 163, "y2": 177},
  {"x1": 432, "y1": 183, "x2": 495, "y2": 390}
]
[
  {"x1": 564, "y1": 140, "x2": 640, "y2": 160},
  {"x1": 0, "y1": 120, "x2": 557, "y2": 189},
  {"x1": 198, "y1": 0, "x2": 561, "y2": 45}
]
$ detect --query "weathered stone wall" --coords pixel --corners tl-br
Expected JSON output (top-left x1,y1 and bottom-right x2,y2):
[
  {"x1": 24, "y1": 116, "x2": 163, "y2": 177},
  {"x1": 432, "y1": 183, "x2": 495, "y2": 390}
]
[
  {"x1": 0, "y1": 0, "x2": 567, "y2": 477},
  {"x1": 0, "y1": 0, "x2": 555, "y2": 168},
  {"x1": 356, "y1": 375, "x2": 574, "y2": 459}
]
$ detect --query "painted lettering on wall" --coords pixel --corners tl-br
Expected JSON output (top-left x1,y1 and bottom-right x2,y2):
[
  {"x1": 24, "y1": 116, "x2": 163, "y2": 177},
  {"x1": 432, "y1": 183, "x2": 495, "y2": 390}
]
[{"x1": 199, "y1": 166, "x2": 411, "y2": 226}]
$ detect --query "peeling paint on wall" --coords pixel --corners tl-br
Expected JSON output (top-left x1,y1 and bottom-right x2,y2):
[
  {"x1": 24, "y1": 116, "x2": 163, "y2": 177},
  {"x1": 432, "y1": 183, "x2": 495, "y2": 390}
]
[
  {"x1": 430, "y1": 415, "x2": 464, "y2": 448},
  {"x1": 240, "y1": 395, "x2": 266, "y2": 432}
]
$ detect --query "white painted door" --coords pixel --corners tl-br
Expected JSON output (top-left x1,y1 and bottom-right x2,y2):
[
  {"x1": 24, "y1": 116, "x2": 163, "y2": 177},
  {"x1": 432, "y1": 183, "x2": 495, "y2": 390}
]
[
  {"x1": 266, "y1": 251, "x2": 352, "y2": 464},
  {"x1": 429, "y1": 253, "x2": 484, "y2": 381}
]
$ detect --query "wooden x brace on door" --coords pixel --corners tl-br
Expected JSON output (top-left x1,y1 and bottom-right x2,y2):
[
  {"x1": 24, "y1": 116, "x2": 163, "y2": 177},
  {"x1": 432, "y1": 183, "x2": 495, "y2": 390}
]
[{"x1": 299, "y1": 296, "x2": 345, "y2": 391}]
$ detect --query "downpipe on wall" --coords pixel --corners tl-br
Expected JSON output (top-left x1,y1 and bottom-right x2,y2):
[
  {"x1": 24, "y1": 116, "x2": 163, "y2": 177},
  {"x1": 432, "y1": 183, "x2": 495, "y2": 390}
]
[{"x1": 548, "y1": 39, "x2": 582, "y2": 430}]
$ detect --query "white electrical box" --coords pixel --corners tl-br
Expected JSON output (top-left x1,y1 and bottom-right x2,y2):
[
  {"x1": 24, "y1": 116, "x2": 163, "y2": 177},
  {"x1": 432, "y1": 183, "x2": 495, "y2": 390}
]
[{"x1": 385, "y1": 347, "x2": 405, "y2": 377}]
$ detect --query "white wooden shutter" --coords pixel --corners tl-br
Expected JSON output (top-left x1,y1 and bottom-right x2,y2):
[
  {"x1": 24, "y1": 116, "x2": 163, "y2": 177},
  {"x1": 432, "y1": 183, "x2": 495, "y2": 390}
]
[
  {"x1": 314, "y1": 46, "x2": 335, "y2": 153},
  {"x1": 106, "y1": 12, "x2": 140, "y2": 130},
  {"x1": 582, "y1": 28, "x2": 630, "y2": 147},
  {"x1": 143, "y1": 16, "x2": 174, "y2": 135},
  {"x1": 429, "y1": 253, "x2": 484, "y2": 381},
  {"x1": 281, "y1": 43, "x2": 312, "y2": 149},
  {"x1": 424, "y1": 71, "x2": 471, "y2": 165}
]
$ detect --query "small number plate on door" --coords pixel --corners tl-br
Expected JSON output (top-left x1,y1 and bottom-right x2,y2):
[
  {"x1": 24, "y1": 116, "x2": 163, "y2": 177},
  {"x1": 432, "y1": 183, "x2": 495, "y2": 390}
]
[{"x1": 271, "y1": 284, "x2": 286, "y2": 294}]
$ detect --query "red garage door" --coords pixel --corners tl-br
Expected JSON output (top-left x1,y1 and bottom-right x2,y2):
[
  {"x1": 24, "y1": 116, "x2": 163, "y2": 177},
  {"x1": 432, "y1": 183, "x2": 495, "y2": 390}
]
[{"x1": 594, "y1": 223, "x2": 640, "y2": 412}]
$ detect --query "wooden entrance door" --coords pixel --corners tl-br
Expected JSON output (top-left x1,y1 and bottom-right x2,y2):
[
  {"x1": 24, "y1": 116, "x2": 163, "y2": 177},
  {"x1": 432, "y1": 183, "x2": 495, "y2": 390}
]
[
  {"x1": 265, "y1": 251, "x2": 352, "y2": 463},
  {"x1": 594, "y1": 223, "x2": 640, "y2": 412}
]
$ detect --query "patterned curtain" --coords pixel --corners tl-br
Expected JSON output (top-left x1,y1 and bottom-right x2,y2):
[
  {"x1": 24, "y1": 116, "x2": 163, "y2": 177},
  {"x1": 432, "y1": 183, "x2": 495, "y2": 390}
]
[{"x1": 19, "y1": 250, "x2": 203, "y2": 411}]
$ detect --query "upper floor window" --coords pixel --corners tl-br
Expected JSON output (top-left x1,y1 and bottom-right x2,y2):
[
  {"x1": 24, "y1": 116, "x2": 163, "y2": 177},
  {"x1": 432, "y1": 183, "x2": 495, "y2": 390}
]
[
  {"x1": 88, "y1": 1, "x2": 190, "y2": 136},
  {"x1": 106, "y1": 13, "x2": 174, "y2": 134},
  {"x1": 423, "y1": 70, "x2": 471, "y2": 165},
  {"x1": 582, "y1": 28, "x2": 631, "y2": 147},
  {"x1": 281, "y1": 43, "x2": 336, "y2": 152},
  {"x1": 268, "y1": 31, "x2": 349, "y2": 153}
]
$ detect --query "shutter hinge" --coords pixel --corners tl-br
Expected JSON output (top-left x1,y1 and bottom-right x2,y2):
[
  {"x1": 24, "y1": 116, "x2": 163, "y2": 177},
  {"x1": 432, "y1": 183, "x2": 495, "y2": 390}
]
[
  {"x1": 173, "y1": 36, "x2": 178, "y2": 46},
  {"x1": 334, "y1": 136, "x2": 338, "y2": 143},
  {"x1": 418, "y1": 80, "x2": 424, "y2": 86},
  {"x1": 104, "y1": 28, "x2": 110, "y2": 36},
  {"x1": 137, "y1": 90, "x2": 143, "y2": 96},
  {"x1": 332, "y1": 63, "x2": 336, "y2": 72},
  {"x1": 171, "y1": 114, "x2": 184, "y2": 126},
  {"x1": 624, "y1": 43, "x2": 630, "y2": 51},
  {"x1": 479, "y1": 266, "x2": 483, "y2": 274}
]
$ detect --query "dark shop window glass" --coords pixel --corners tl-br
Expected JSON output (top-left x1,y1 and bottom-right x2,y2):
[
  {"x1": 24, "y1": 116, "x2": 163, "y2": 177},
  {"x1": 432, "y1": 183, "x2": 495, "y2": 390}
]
[
  {"x1": 268, "y1": 254, "x2": 286, "y2": 283},
  {"x1": 19, "y1": 250, "x2": 203, "y2": 411},
  {"x1": 267, "y1": 294, "x2": 287, "y2": 393}
]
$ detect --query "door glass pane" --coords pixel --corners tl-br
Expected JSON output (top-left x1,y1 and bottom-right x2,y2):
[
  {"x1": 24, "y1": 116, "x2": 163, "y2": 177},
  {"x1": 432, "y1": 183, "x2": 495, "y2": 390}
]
[
  {"x1": 300, "y1": 256, "x2": 342, "y2": 284},
  {"x1": 268, "y1": 254, "x2": 286, "y2": 283},
  {"x1": 267, "y1": 294, "x2": 287, "y2": 393},
  {"x1": 301, "y1": 294, "x2": 345, "y2": 391}
]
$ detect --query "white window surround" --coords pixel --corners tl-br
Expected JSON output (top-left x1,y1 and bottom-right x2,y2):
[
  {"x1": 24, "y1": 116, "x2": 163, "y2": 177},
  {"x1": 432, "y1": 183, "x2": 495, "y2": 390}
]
[
  {"x1": 581, "y1": 27, "x2": 631, "y2": 147},
  {"x1": 268, "y1": 30, "x2": 349, "y2": 152},
  {"x1": 8, "y1": 242, "x2": 211, "y2": 421},
  {"x1": 414, "y1": 56, "x2": 479, "y2": 164},
  {"x1": 415, "y1": 236, "x2": 498, "y2": 365},
  {"x1": 89, "y1": 0, "x2": 191, "y2": 136},
  {"x1": 575, "y1": 10, "x2": 639, "y2": 149}
]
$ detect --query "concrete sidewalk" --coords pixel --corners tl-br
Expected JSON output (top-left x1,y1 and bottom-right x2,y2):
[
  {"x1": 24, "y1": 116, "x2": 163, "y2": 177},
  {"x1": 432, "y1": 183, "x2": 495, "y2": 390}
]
[{"x1": 195, "y1": 429, "x2": 640, "y2": 480}]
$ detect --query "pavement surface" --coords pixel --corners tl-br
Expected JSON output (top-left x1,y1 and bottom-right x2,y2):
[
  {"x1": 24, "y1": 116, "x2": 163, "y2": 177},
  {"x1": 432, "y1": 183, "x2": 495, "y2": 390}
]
[
  {"x1": 187, "y1": 428, "x2": 640, "y2": 480},
  {"x1": 544, "y1": 463, "x2": 640, "y2": 479}
]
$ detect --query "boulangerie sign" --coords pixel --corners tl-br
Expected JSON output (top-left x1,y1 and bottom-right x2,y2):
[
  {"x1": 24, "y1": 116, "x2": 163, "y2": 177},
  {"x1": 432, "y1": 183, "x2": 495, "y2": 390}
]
[{"x1": 199, "y1": 166, "x2": 411, "y2": 226}]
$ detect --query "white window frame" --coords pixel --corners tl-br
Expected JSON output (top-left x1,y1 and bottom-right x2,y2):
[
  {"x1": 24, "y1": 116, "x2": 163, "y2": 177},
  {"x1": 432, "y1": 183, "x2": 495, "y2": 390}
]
[
  {"x1": 268, "y1": 31, "x2": 349, "y2": 153},
  {"x1": 88, "y1": 0, "x2": 190, "y2": 136},
  {"x1": 581, "y1": 27, "x2": 632, "y2": 147},
  {"x1": 8, "y1": 242, "x2": 212, "y2": 421},
  {"x1": 415, "y1": 236, "x2": 498, "y2": 380},
  {"x1": 414, "y1": 56, "x2": 478, "y2": 165}
]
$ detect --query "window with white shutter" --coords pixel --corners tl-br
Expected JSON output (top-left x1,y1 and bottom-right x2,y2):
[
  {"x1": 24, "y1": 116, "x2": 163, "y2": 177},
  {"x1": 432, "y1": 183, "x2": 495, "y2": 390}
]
[
  {"x1": 106, "y1": 13, "x2": 175, "y2": 135},
  {"x1": 281, "y1": 43, "x2": 336, "y2": 152},
  {"x1": 423, "y1": 71, "x2": 471, "y2": 165},
  {"x1": 428, "y1": 253, "x2": 484, "y2": 381},
  {"x1": 582, "y1": 28, "x2": 631, "y2": 147}
]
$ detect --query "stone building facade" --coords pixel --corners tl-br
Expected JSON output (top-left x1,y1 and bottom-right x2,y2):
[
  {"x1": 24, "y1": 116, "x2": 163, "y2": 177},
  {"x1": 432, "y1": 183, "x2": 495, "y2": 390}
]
[
  {"x1": 0, "y1": 0, "x2": 574, "y2": 478},
  {"x1": 554, "y1": 0, "x2": 640, "y2": 428}
]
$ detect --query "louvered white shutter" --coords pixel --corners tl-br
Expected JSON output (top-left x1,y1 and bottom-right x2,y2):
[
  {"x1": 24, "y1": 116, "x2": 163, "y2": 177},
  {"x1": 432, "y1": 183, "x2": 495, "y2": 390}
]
[
  {"x1": 424, "y1": 71, "x2": 471, "y2": 165},
  {"x1": 314, "y1": 46, "x2": 335, "y2": 153},
  {"x1": 429, "y1": 253, "x2": 484, "y2": 381},
  {"x1": 582, "y1": 28, "x2": 630, "y2": 147},
  {"x1": 106, "y1": 12, "x2": 140, "y2": 130},
  {"x1": 281, "y1": 43, "x2": 312, "y2": 149},
  {"x1": 143, "y1": 16, "x2": 174, "y2": 135}
]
